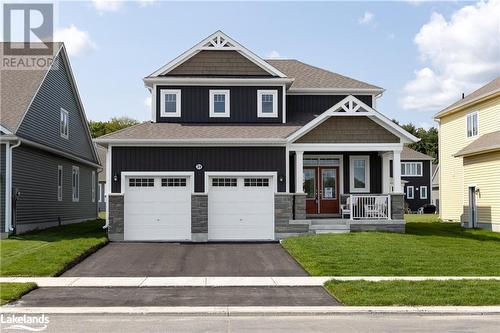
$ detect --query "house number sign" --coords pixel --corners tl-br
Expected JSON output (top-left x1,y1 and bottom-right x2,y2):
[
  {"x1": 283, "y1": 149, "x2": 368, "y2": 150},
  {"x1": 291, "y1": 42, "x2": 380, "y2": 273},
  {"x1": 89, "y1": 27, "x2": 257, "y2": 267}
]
[{"x1": 195, "y1": 164, "x2": 203, "y2": 170}]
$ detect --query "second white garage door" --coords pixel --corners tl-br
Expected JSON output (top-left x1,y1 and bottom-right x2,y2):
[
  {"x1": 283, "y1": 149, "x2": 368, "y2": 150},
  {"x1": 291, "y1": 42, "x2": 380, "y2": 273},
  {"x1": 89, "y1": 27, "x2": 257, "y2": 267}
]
[
  {"x1": 208, "y1": 176, "x2": 275, "y2": 241},
  {"x1": 124, "y1": 176, "x2": 191, "y2": 241}
]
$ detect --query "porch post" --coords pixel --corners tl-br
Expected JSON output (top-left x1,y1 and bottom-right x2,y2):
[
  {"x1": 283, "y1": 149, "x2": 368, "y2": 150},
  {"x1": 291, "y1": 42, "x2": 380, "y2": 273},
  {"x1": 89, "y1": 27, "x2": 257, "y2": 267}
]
[
  {"x1": 382, "y1": 152, "x2": 391, "y2": 194},
  {"x1": 295, "y1": 150, "x2": 304, "y2": 193},
  {"x1": 393, "y1": 149, "x2": 403, "y2": 193}
]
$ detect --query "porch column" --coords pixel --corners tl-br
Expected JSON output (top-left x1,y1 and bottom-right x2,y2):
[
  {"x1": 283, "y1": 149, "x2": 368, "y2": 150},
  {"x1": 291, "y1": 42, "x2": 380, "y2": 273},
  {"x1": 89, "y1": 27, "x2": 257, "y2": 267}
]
[
  {"x1": 295, "y1": 150, "x2": 304, "y2": 193},
  {"x1": 392, "y1": 149, "x2": 403, "y2": 193},
  {"x1": 382, "y1": 152, "x2": 391, "y2": 194}
]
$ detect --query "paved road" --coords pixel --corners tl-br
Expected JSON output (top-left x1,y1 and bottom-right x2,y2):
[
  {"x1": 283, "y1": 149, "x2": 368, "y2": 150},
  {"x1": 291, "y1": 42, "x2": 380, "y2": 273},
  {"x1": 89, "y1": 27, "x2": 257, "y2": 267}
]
[
  {"x1": 11, "y1": 287, "x2": 339, "y2": 307},
  {"x1": 3, "y1": 314, "x2": 498, "y2": 333},
  {"x1": 63, "y1": 243, "x2": 307, "y2": 277}
]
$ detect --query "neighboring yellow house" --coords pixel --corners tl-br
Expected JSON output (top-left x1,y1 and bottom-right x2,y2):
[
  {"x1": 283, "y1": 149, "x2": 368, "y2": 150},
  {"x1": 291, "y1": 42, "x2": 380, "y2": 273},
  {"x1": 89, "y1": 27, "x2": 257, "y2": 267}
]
[{"x1": 435, "y1": 77, "x2": 500, "y2": 232}]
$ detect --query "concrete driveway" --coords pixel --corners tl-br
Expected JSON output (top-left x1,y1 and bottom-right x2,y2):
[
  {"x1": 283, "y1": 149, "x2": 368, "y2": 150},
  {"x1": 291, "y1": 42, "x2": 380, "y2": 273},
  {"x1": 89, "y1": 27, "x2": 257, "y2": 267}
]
[{"x1": 62, "y1": 243, "x2": 308, "y2": 277}]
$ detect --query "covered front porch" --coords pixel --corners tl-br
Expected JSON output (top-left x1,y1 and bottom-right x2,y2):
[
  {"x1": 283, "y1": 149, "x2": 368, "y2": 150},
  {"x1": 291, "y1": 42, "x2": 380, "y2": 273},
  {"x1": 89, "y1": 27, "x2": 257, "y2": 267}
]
[{"x1": 290, "y1": 143, "x2": 405, "y2": 217}]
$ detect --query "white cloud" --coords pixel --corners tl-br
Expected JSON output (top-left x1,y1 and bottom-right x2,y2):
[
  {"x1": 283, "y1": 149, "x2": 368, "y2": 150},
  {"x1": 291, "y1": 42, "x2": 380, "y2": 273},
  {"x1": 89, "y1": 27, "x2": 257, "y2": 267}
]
[
  {"x1": 419, "y1": 121, "x2": 433, "y2": 130},
  {"x1": 401, "y1": 0, "x2": 500, "y2": 112},
  {"x1": 358, "y1": 11, "x2": 375, "y2": 25},
  {"x1": 54, "y1": 25, "x2": 97, "y2": 57},
  {"x1": 92, "y1": 0, "x2": 123, "y2": 14},
  {"x1": 138, "y1": 0, "x2": 155, "y2": 7},
  {"x1": 144, "y1": 96, "x2": 151, "y2": 109},
  {"x1": 266, "y1": 50, "x2": 283, "y2": 59}
]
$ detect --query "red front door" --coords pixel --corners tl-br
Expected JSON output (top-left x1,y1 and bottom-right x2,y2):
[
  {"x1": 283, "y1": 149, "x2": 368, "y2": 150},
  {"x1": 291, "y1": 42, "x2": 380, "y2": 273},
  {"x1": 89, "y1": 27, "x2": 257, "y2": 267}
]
[{"x1": 304, "y1": 167, "x2": 339, "y2": 215}]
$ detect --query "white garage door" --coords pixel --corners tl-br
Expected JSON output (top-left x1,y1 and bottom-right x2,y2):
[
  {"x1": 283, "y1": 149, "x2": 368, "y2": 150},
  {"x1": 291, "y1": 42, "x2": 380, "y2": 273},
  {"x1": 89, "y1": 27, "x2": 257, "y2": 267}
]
[
  {"x1": 124, "y1": 176, "x2": 191, "y2": 241},
  {"x1": 208, "y1": 176, "x2": 274, "y2": 241}
]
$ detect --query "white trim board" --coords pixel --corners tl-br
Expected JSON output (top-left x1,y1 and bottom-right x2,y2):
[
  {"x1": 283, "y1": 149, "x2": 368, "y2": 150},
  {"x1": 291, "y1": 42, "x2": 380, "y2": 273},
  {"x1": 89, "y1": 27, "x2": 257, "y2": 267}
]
[
  {"x1": 147, "y1": 31, "x2": 287, "y2": 78},
  {"x1": 204, "y1": 171, "x2": 279, "y2": 195}
]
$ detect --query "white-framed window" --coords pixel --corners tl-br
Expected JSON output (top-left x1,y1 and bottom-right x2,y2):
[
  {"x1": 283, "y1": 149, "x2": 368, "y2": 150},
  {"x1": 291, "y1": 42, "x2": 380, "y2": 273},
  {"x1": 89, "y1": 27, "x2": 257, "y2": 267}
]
[
  {"x1": 466, "y1": 111, "x2": 478, "y2": 138},
  {"x1": 257, "y1": 90, "x2": 278, "y2": 118},
  {"x1": 160, "y1": 89, "x2": 181, "y2": 117},
  {"x1": 420, "y1": 186, "x2": 428, "y2": 199},
  {"x1": 129, "y1": 178, "x2": 155, "y2": 187},
  {"x1": 57, "y1": 165, "x2": 63, "y2": 201},
  {"x1": 244, "y1": 178, "x2": 270, "y2": 187},
  {"x1": 72, "y1": 166, "x2": 80, "y2": 202},
  {"x1": 91, "y1": 171, "x2": 96, "y2": 203},
  {"x1": 406, "y1": 186, "x2": 414, "y2": 199},
  {"x1": 60, "y1": 108, "x2": 69, "y2": 139},
  {"x1": 212, "y1": 178, "x2": 237, "y2": 187},
  {"x1": 401, "y1": 162, "x2": 423, "y2": 177},
  {"x1": 98, "y1": 183, "x2": 102, "y2": 202},
  {"x1": 161, "y1": 178, "x2": 187, "y2": 187},
  {"x1": 209, "y1": 90, "x2": 230, "y2": 117},
  {"x1": 349, "y1": 156, "x2": 370, "y2": 193}
]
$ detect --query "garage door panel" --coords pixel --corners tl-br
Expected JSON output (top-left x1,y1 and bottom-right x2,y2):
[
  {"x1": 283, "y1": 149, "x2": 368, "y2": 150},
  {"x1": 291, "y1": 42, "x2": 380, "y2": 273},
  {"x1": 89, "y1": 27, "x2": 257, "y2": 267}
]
[
  {"x1": 124, "y1": 176, "x2": 191, "y2": 241},
  {"x1": 208, "y1": 176, "x2": 274, "y2": 241}
]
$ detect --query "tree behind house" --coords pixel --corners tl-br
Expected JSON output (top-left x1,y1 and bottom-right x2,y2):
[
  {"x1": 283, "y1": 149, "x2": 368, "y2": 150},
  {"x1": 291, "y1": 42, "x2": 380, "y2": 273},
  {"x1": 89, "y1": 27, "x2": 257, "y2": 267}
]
[{"x1": 89, "y1": 117, "x2": 140, "y2": 138}]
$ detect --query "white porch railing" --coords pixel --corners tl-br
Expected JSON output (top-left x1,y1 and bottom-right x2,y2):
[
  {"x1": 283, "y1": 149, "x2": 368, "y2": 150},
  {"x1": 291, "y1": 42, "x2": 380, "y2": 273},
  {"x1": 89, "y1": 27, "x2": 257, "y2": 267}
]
[{"x1": 346, "y1": 195, "x2": 391, "y2": 220}]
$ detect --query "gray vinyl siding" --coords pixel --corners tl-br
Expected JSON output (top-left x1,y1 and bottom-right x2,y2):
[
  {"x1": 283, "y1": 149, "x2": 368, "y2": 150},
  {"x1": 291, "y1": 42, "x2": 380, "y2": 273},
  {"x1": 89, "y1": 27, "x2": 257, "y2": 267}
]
[
  {"x1": 111, "y1": 146, "x2": 287, "y2": 193},
  {"x1": 12, "y1": 145, "x2": 97, "y2": 230},
  {"x1": 15, "y1": 53, "x2": 97, "y2": 163},
  {"x1": 0, "y1": 144, "x2": 5, "y2": 233},
  {"x1": 156, "y1": 85, "x2": 283, "y2": 123}
]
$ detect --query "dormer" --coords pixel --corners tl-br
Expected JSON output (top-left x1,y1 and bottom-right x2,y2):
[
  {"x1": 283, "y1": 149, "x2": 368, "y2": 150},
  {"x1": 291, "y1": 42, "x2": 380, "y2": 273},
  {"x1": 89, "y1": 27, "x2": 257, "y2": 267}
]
[{"x1": 144, "y1": 31, "x2": 293, "y2": 124}]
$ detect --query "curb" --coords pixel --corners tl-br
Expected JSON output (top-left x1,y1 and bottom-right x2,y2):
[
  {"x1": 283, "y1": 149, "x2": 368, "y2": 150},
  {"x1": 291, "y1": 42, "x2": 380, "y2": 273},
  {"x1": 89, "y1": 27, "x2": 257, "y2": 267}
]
[{"x1": 2, "y1": 306, "x2": 500, "y2": 316}]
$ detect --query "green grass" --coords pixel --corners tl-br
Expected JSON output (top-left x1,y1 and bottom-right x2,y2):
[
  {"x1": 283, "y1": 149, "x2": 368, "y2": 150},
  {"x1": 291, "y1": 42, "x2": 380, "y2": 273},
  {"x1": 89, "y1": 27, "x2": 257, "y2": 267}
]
[
  {"x1": 403, "y1": 213, "x2": 441, "y2": 223},
  {"x1": 282, "y1": 216, "x2": 500, "y2": 276},
  {"x1": 0, "y1": 220, "x2": 108, "y2": 276},
  {"x1": 98, "y1": 211, "x2": 106, "y2": 220},
  {"x1": 0, "y1": 283, "x2": 37, "y2": 305},
  {"x1": 325, "y1": 280, "x2": 500, "y2": 306}
]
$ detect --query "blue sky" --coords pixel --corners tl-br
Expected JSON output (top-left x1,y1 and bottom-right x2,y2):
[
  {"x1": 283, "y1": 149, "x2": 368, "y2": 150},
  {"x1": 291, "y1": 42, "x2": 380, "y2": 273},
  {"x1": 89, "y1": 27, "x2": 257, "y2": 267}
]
[{"x1": 54, "y1": 1, "x2": 499, "y2": 128}]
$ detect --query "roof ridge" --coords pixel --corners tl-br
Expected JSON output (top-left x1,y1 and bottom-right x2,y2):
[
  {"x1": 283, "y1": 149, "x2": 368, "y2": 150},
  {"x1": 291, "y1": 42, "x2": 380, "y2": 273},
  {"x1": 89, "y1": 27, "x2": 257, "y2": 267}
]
[{"x1": 96, "y1": 121, "x2": 149, "y2": 139}]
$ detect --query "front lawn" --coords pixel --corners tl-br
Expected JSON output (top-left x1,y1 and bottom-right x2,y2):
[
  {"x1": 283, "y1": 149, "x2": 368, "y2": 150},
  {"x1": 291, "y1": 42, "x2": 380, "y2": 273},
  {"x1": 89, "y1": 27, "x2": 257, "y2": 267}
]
[
  {"x1": 282, "y1": 216, "x2": 500, "y2": 276},
  {"x1": 0, "y1": 283, "x2": 37, "y2": 305},
  {"x1": 0, "y1": 220, "x2": 108, "y2": 276},
  {"x1": 325, "y1": 280, "x2": 500, "y2": 306}
]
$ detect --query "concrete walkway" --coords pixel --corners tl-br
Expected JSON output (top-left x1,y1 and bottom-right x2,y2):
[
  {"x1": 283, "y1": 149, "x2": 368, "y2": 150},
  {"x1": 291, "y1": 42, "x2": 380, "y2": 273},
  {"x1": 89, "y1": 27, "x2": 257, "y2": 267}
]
[
  {"x1": 1, "y1": 276, "x2": 499, "y2": 287},
  {"x1": 2, "y1": 306, "x2": 500, "y2": 315}
]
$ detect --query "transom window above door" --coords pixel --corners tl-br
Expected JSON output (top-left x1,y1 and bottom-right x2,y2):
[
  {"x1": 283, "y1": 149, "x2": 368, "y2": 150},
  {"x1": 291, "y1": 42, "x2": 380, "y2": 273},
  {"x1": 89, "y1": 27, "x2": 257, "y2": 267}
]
[
  {"x1": 209, "y1": 90, "x2": 230, "y2": 117},
  {"x1": 257, "y1": 90, "x2": 278, "y2": 118},
  {"x1": 160, "y1": 89, "x2": 181, "y2": 117}
]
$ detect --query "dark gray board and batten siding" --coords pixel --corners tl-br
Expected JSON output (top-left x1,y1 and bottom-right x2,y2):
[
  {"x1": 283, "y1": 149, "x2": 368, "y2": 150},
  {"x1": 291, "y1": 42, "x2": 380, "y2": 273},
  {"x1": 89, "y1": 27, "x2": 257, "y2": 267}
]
[
  {"x1": 111, "y1": 147, "x2": 287, "y2": 193},
  {"x1": 156, "y1": 86, "x2": 283, "y2": 123},
  {"x1": 390, "y1": 160, "x2": 432, "y2": 211},
  {"x1": 12, "y1": 145, "x2": 97, "y2": 231},
  {"x1": 15, "y1": 53, "x2": 97, "y2": 164}
]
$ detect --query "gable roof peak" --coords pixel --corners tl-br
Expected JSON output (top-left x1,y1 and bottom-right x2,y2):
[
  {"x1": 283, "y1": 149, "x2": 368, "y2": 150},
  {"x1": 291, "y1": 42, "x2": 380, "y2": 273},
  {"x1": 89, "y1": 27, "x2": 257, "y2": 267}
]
[{"x1": 146, "y1": 30, "x2": 287, "y2": 79}]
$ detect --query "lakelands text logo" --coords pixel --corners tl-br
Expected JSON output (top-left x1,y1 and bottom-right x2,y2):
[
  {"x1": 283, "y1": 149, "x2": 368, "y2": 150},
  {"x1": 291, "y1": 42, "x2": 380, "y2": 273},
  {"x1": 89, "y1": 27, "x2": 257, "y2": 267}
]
[
  {"x1": 2, "y1": 3, "x2": 56, "y2": 70},
  {"x1": 0, "y1": 314, "x2": 49, "y2": 331}
]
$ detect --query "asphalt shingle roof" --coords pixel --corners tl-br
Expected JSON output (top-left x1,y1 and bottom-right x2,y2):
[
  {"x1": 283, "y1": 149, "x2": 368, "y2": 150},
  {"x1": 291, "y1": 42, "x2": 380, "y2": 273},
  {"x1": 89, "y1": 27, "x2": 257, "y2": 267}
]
[
  {"x1": 266, "y1": 59, "x2": 383, "y2": 91},
  {"x1": 454, "y1": 130, "x2": 500, "y2": 157},
  {"x1": 401, "y1": 146, "x2": 434, "y2": 160}
]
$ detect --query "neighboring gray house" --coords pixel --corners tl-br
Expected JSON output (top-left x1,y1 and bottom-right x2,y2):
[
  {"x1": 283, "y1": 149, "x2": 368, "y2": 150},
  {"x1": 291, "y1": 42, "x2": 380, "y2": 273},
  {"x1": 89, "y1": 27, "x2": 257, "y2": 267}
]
[
  {"x1": 432, "y1": 164, "x2": 439, "y2": 212},
  {"x1": 0, "y1": 43, "x2": 100, "y2": 237},
  {"x1": 96, "y1": 145, "x2": 107, "y2": 212}
]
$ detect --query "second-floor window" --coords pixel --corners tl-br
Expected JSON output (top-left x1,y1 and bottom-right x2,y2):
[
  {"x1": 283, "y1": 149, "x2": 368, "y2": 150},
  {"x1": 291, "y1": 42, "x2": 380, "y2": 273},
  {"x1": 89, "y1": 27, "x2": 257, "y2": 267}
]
[
  {"x1": 160, "y1": 89, "x2": 181, "y2": 117},
  {"x1": 209, "y1": 90, "x2": 230, "y2": 117},
  {"x1": 466, "y1": 112, "x2": 478, "y2": 138},
  {"x1": 257, "y1": 90, "x2": 278, "y2": 118},
  {"x1": 60, "y1": 108, "x2": 69, "y2": 139},
  {"x1": 401, "y1": 162, "x2": 422, "y2": 177}
]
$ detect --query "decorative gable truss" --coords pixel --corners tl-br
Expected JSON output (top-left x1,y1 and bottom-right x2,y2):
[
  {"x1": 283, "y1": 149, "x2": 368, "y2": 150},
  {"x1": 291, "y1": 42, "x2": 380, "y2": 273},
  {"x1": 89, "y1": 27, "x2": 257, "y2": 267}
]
[
  {"x1": 147, "y1": 31, "x2": 287, "y2": 78},
  {"x1": 287, "y1": 95, "x2": 420, "y2": 144}
]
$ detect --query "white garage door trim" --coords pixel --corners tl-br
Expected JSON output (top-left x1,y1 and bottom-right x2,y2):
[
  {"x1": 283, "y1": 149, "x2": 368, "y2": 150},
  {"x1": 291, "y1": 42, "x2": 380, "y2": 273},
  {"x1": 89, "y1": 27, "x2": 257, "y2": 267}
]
[
  {"x1": 121, "y1": 171, "x2": 194, "y2": 241},
  {"x1": 206, "y1": 171, "x2": 276, "y2": 241}
]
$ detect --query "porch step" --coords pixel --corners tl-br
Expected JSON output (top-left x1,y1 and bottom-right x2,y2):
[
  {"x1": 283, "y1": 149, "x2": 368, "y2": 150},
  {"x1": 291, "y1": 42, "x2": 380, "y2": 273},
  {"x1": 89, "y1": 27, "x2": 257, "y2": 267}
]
[
  {"x1": 308, "y1": 219, "x2": 350, "y2": 234},
  {"x1": 314, "y1": 229, "x2": 350, "y2": 234}
]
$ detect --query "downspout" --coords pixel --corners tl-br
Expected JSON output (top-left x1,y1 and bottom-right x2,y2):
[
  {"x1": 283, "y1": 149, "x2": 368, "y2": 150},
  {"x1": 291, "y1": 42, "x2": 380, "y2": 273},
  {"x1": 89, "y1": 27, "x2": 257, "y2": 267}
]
[
  {"x1": 103, "y1": 145, "x2": 112, "y2": 229},
  {"x1": 7, "y1": 140, "x2": 21, "y2": 232}
]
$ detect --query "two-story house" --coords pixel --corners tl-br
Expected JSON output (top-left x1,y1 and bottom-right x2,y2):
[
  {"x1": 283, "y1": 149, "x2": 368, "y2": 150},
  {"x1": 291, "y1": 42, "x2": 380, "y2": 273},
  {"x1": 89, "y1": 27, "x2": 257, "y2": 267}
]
[
  {"x1": 96, "y1": 31, "x2": 419, "y2": 242},
  {"x1": 435, "y1": 77, "x2": 500, "y2": 232},
  {"x1": 1, "y1": 43, "x2": 100, "y2": 238}
]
